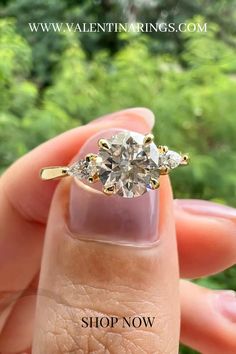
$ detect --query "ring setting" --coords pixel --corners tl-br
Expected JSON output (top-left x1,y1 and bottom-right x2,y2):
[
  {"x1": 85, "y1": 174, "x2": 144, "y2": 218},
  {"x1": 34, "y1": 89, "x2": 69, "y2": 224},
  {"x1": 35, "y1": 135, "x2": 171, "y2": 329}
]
[{"x1": 40, "y1": 130, "x2": 189, "y2": 198}]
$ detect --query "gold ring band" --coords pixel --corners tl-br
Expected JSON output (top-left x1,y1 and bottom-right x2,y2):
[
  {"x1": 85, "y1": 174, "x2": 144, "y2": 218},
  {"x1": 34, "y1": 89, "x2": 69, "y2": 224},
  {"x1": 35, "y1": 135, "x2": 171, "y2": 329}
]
[{"x1": 40, "y1": 130, "x2": 189, "y2": 198}]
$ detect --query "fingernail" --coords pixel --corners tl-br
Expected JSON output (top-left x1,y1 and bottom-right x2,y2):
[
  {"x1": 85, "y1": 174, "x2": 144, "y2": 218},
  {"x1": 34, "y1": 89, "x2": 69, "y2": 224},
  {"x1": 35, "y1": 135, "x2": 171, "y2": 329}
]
[
  {"x1": 214, "y1": 291, "x2": 236, "y2": 323},
  {"x1": 174, "y1": 199, "x2": 236, "y2": 221},
  {"x1": 89, "y1": 107, "x2": 155, "y2": 130},
  {"x1": 68, "y1": 128, "x2": 159, "y2": 245}
]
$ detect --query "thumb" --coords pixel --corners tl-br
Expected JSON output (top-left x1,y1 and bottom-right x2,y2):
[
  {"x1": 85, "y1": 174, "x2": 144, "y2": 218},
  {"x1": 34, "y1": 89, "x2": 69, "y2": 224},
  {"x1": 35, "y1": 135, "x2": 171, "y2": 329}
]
[{"x1": 33, "y1": 126, "x2": 179, "y2": 353}]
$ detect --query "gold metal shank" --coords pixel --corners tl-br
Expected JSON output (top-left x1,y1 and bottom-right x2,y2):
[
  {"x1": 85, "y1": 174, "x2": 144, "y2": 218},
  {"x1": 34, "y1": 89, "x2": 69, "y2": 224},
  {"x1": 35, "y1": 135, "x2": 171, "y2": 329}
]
[{"x1": 40, "y1": 166, "x2": 69, "y2": 180}]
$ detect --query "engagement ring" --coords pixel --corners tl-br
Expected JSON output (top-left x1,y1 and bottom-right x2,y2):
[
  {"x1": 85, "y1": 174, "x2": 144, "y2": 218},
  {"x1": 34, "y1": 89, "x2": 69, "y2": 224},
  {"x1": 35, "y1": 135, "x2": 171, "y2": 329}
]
[{"x1": 40, "y1": 131, "x2": 189, "y2": 198}]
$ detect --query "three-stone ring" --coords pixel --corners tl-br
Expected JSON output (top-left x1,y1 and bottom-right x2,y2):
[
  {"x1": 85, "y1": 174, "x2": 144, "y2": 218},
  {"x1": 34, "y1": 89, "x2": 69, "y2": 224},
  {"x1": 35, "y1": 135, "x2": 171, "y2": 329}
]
[{"x1": 40, "y1": 131, "x2": 189, "y2": 198}]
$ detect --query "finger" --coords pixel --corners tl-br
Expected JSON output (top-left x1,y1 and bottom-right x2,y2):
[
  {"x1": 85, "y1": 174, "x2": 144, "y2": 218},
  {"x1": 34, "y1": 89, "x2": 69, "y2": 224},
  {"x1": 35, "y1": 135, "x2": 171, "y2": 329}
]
[
  {"x1": 174, "y1": 199, "x2": 236, "y2": 278},
  {"x1": 0, "y1": 108, "x2": 154, "y2": 351},
  {"x1": 32, "y1": 130, "x2": 180, "y2": 354},
  {"x1": 180, "y1": 280, "x2": 236, "y2": 354}
]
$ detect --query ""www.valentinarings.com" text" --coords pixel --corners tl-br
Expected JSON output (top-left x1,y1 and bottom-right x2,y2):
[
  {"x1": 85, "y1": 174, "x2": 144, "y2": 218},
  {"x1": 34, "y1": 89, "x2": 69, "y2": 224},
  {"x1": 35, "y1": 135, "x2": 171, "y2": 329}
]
[{"x1": 28, "y1": 22, "x2": 207, "y2": 33}]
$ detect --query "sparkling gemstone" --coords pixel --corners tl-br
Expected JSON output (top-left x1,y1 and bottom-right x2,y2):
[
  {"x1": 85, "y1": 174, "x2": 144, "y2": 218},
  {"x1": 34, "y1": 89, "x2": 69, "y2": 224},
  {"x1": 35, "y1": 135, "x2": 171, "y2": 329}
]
[
  {"x1": 68, "y1": 159, "x2": 97, "y2": 180},
  {"x1": 96, "y1": 131, "x2": 160, "y2": 198},
  {"x1": 159, "y1": 150, "x2": 182, "y2": 169}
]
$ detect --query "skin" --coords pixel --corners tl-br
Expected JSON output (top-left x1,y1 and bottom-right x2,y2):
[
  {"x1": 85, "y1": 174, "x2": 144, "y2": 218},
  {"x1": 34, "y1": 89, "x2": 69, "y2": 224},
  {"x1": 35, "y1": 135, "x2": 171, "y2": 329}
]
[{"x1": 0, "y1": 108, "x2": 235, "y2": 353}]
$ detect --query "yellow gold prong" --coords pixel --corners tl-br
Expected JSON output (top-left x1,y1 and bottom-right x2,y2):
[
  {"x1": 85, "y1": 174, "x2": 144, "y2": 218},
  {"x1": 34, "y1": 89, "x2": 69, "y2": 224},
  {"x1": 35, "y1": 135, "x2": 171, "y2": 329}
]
[
  {"x1": 158, "y1": 145, "x2": 168, "y2": 153},
  {"x1": 88, "y1": 174, "x2": 100, "y2": 183},
  {"x1": 98, "y1": 139, "x2": 110, "y2": 151},
  {"x1": 160, "y1": 166, "x2": 170, "y2": 175},
  {"x1": 144, "y1": 133, "x2": 154, "y2": 145},
  {"x1": 150, "y1": 178, "x2": 160, "y2": 190},
  {"x1": 103, "y1": 185, "x2": 116, "y2": 195},
  {"x1": 180, "y1": 154, "x2": 189, "y2": 165},
  {"x1": 86, "y1": 153, "x2": 97, "y2": 162}
]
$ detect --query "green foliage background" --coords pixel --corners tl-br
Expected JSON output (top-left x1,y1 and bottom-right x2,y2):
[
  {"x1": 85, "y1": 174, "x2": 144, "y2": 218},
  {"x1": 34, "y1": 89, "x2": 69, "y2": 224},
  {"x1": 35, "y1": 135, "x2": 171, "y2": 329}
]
[{"x1": 0, "y1": 1, "x2": 236, "y2": 353}]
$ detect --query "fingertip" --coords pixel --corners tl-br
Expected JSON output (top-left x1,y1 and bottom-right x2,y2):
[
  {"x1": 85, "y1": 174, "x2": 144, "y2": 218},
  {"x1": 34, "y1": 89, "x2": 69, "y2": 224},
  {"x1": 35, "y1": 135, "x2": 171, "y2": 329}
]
[{"x1": 89, "y1": 107, "x2": 155, "y2": 131}]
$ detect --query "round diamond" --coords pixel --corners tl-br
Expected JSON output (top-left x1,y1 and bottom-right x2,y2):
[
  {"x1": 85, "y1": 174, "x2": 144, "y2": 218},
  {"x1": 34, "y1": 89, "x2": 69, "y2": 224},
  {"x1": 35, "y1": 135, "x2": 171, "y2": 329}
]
[{"x1": 96, "y1": 131, "x2": 160, "y2": 198}]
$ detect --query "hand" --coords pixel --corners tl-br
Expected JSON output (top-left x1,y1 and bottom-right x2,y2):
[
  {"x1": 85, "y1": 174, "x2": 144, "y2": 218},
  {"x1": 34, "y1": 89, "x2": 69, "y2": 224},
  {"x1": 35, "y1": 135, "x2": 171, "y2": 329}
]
[{"x1": 0, "y1": 108, "x2": 235, "y2": 354}]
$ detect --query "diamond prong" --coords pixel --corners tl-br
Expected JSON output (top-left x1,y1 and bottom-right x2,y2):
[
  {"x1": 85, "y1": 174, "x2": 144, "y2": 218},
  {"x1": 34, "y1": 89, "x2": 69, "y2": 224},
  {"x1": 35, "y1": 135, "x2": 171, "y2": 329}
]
[
  {"x1": 158, "y1": 145, "x2": 168, "y2": 153},
  {"x1": 103, "y1": 185, "x2": 116, "y2": 195},
  {"x1": 86, "y1": 153, "x2": 97, "y2": 162},
  {"x1": 160, "y1": 166, "x2": 170, "y2": 175},
  {"x1": 88, "y1": 174, "x2": 100, "y2": 183},
  {"x1": 98, "y1": 139, "x2": 110, "y2": 151},
  {"x1": 144, "y1": 133, "x2": 154, "y2": 145},
  {"x1": 180, "y1": 154, "x2": 189, "y2": 165},
  {"x1": 150, "y1": 178, "x2": 160, "y2": 190}
]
